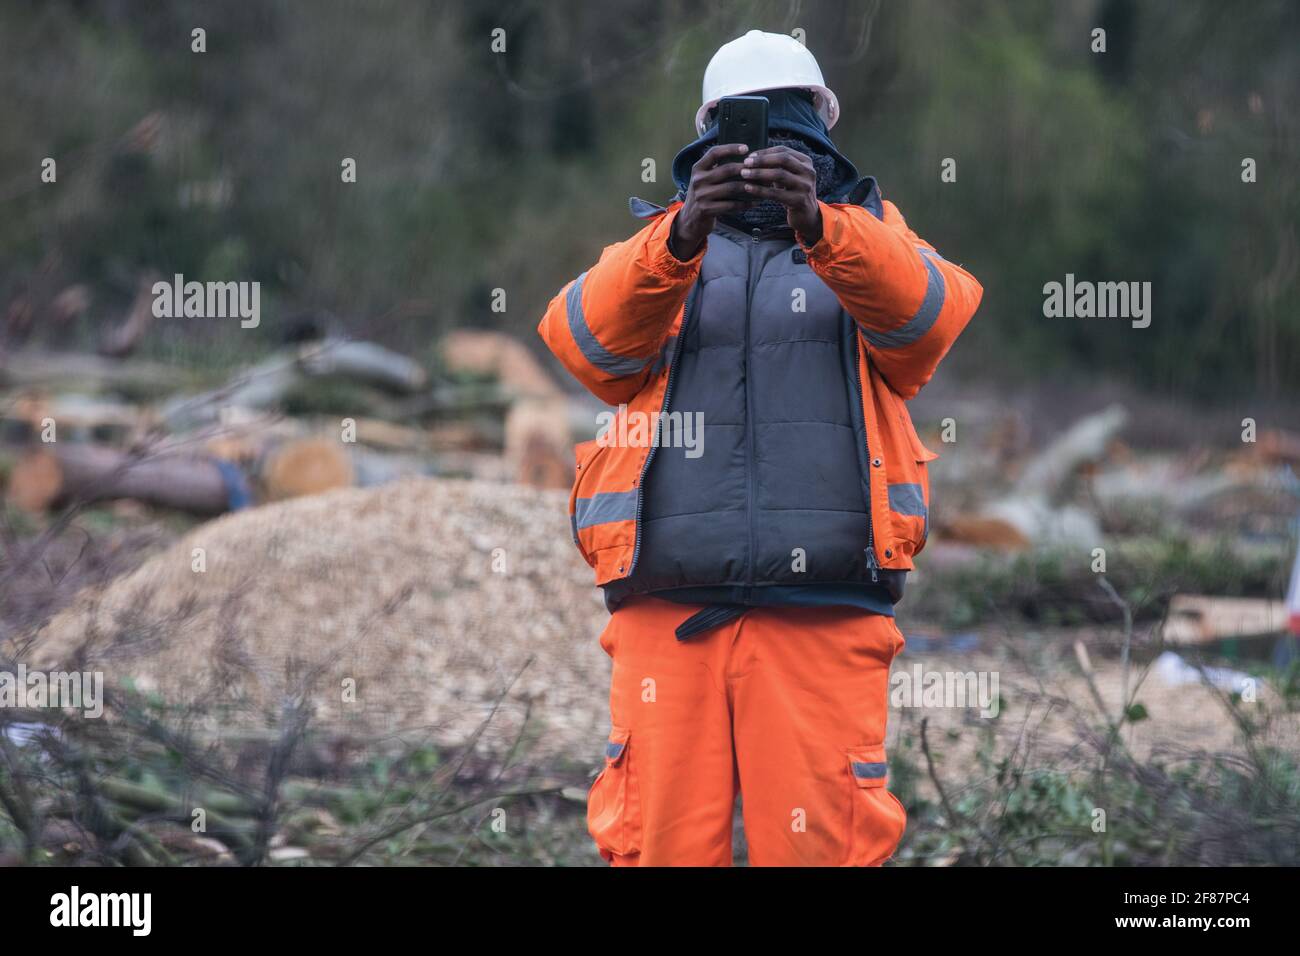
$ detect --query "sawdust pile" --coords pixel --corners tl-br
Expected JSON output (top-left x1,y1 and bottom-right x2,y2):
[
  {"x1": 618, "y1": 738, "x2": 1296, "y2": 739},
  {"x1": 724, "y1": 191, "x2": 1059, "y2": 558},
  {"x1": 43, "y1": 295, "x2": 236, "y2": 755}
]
[
  {"x1": 35, "y1": 479, "x2": 611, "y2": 760},
  {"x1": 31, "y1": 476, "x2": 1286, "y2": 775}
]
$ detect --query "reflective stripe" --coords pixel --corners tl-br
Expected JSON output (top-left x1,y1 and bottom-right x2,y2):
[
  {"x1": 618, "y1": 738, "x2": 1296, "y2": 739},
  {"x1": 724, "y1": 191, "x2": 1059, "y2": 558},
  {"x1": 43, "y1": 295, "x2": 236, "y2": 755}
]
[
  {"x1": 861, "y1": 248, "x2": 946, "y2": 349},
  {"x1": 575, "y1": 489, "x2": 639, "y2": 530},
  {"x1": 887, "y1": 483, "x2": 926, "y2": 518},
  {"x1": 566, "y1": 272, "x2": 652, "y2": 376},
  {"x1": 852, "y1": 761, "x2": 888, "y2": 780},
  {"x1": 605, "y1": 741, "x2": 625, "y2": 759}
]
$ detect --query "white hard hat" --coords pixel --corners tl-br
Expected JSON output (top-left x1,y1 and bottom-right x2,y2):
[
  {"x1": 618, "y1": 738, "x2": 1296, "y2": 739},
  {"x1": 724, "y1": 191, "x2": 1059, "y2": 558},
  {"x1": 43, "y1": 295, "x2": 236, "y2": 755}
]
[{"x1": 695, "y1": 30, "x2": 840, "y2": 136}]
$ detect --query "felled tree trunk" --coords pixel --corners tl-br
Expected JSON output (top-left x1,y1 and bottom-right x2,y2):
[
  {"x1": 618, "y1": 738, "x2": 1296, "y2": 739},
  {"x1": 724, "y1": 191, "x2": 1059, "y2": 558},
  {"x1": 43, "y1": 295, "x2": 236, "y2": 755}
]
[
  {"x1": 162, "y1": 339, "x2": 430, "y2": 431},
  {"x1": 0, "y1": 352, "x2": 188, "y2": 397},
  {"x1": 1012, "y1": 405, "x2": 1129, "y2": 501},
  {"x1": 939, "y1": 405, "x2": 1129, "y2": 550},
  {"x1": 7, "y1": 444, "x2": 231, "y2": 514},
  {"x1": 297, "y1": 339, "x2": 428, "y2": 393}
]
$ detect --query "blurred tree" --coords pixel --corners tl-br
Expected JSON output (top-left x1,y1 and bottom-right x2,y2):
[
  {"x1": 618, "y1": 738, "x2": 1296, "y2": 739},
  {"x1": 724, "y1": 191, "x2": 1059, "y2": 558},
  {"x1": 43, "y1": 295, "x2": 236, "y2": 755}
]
[{"x1": 0, "y1": 0, "x2": 1294, "y2": 397}]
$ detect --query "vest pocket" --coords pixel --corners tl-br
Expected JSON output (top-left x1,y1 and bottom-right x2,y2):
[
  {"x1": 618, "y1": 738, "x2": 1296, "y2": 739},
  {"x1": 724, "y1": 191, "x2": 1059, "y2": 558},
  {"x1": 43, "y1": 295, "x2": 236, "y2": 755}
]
[
  {"x1": 903, "y1": 418, "x2": 936, "y2": 553},
  {"x1": 587, "y1": 726, "x2": 641, "y2": 862},
  {"x1": 569, "y1": 439, "x2": 605, "y2": 566},
  {"x1": 882, "y1": 390, "x2": 937, "y2": 558},
  {"x1": 845, "y1": 745, "x2": 907, "y2": 866}
]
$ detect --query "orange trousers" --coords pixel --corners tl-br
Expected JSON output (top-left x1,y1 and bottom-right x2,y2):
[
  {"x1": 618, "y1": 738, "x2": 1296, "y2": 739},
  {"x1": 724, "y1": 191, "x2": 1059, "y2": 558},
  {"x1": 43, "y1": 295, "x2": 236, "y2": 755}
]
[{"x1": 586, "y1": 596, "x2": 906, "y2": 866}]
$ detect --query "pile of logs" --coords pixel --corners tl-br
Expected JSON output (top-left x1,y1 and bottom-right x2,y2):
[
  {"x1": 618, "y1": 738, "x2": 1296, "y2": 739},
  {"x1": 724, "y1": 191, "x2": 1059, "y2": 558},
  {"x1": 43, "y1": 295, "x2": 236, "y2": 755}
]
[
  {"x1": 935, "y1": 403, "x2": 1300, "y2": 552},
  {"x1": 5, "y1": 295, "x2": 1297, "y2": 544},
  {"x1": 1, "y1": 322, "x2": 594, "y2": 517}
]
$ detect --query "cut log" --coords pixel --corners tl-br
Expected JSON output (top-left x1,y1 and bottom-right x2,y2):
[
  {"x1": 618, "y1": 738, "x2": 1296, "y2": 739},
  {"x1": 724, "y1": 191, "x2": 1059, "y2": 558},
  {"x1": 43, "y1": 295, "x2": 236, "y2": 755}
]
[
  {"x1": 504, "y1": 396, "x2": 573, "y2": 489},
  {"x1": 1014, "y1": 404, "x2": 1128, "y2": 501},
  {"x1": 937, "y1": 515, "x2": 1031, "y2": 550},
  {"x1": 0, "y1": 393, "x2": 149, "y2": 445},
  {"x1": 159, "y1": 354, "x2": 301, "y2": 430},
  {"x1": 6, "y1": 448, "x2": 62, "y2": 511},
  {"x1": 1093, "y1": 458, "x2": 1297, "y2": 516},
  {"x1": 940, "y1": 406, "x2": 1128, "y2": 550},
  {"x1": 162, "y1": 339, "x2": 429, "y2": 430},
  {"x1": 442, "y1": 330, "x2": 563, "y2": 399},
  {"x1": 297, "y1": 339, "x2": 428, "y2": 393},
  {"x1": 258, "y1": 437, "x2": 354, "y2": 501},
  {"x1": 0, "y1": 352, "x2": 189, "y2": 397},
  {"x1": 7, "y1": 444, "x2": 232, "y2": 514},
  {"x1": 345, "y1": 417, "x2": 432, "y2": 453},
  {"x1": 9, "y1": 437, "x2": 369, "y2": 512},
  {"x1": 1162, "y1": 594, "x2": 1288, "y2": 645}
]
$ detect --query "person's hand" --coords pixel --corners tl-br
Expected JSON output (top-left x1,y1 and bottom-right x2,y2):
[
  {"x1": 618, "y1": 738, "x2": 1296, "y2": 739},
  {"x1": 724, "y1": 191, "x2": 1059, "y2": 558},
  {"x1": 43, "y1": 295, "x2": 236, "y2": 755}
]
[
  {"x1": 669, "y1": 143, "x2": 755, "y2": 260},
  {"x1": 739, "y1": 145, "x2": 822, "y2": 244}
]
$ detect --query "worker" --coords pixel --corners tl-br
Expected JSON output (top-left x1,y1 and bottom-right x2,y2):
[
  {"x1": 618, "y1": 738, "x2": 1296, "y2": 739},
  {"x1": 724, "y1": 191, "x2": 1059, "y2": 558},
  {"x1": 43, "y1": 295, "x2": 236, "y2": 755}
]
[{"x1": 538, "y1": 30, "x2": 982, "y2": 866}]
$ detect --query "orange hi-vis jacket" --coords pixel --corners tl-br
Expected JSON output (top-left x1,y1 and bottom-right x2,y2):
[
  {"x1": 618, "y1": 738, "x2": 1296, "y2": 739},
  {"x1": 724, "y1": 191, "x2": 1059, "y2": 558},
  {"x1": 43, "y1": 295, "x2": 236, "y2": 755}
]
[{"x1": 539, "y1": 187, "x2": 982, "y2": 595}]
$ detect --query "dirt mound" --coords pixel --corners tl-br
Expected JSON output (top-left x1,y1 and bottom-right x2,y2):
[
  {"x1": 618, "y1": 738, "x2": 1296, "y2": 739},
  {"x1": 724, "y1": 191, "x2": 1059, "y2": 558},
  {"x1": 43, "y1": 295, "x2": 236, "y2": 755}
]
[{"x1": 34, "y1": 479, "x2": 610, "y2": 760}]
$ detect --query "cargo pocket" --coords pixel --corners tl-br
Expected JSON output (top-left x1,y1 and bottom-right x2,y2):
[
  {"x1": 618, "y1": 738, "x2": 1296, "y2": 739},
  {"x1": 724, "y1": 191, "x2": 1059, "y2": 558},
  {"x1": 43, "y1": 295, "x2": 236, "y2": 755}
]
[
  {"x1": 587, "y1": 726, "x2": 640, "y2": 863},
  {"x1": 901, "y1": 413, "x2": 937, "y2": 553},
  {"x1": 887, "y1": 617, "x2": 907, "y2": 658},
  {"x1": 844, "y1": 745, "x2": 907, "y2": 866}
]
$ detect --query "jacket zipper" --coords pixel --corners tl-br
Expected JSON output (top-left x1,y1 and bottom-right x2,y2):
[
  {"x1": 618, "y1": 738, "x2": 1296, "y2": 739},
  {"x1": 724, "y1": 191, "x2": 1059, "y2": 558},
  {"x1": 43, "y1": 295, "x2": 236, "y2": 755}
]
[
  {"x1": 739, "y1": 224, "x2": 797, "y2": 591},
  {"x1": 742, "y1": 231, "x2": 763, "y2": 593},
  {"x1": 850, "y1": 329, "x2": 880, "y2": 582},
  {"x1": 626, "y1": 223, "x2": 790, "y2": 582},
  {"x1": 627, "y1": 282, "x2": 699, "y2": 577}
]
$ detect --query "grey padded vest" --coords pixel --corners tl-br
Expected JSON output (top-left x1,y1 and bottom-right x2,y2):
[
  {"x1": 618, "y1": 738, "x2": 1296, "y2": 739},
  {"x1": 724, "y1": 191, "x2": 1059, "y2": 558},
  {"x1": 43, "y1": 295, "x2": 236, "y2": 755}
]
[{"x1": 617, "y1": 221, "x2": 882, "y2": 600}]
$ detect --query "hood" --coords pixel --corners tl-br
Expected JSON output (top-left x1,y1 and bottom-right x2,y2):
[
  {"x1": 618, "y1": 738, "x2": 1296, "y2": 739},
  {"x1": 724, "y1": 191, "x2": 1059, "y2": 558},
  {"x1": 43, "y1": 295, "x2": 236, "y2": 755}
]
[{"x1": 671, "y1": 88, "x2": 859, "y2": 200}]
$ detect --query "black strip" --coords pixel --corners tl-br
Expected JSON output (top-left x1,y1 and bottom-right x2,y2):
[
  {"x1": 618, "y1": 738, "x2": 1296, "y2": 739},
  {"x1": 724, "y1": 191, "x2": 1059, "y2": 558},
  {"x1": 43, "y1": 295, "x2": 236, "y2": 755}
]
[{"x1": 675, "y1": 604, "x2": 749, "y2": 641}]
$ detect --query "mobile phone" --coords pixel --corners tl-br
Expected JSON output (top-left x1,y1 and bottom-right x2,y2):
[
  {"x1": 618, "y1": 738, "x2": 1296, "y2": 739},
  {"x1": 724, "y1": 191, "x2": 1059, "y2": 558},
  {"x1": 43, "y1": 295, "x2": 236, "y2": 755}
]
[{"x1": 716, "y1": 95, "x2": 769, "y2": 160}]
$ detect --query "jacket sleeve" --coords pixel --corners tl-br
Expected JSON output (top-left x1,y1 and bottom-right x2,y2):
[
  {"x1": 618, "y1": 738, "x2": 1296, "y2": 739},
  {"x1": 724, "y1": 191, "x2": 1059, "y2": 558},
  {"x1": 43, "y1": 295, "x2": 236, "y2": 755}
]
[
  {"x1": 538, "y1": 204, "x2": 703, "y2": 406},
  {"x1": 800, "y1": 199, "x2": 982, "y2": 400}
]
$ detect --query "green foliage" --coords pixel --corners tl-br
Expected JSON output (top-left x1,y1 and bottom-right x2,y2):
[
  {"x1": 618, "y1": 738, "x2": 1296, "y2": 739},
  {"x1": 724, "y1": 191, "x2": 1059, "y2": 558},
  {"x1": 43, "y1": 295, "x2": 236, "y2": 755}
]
[
  {"x1": 891, "y1": 722, "x2": 1300, "y2": 866},
  {"x1": 0, "y1": 1, "x2": 1295, "y2": 392},
  {"x1": 911, "y1": 534, "x2": 1290, "y2": 628}
]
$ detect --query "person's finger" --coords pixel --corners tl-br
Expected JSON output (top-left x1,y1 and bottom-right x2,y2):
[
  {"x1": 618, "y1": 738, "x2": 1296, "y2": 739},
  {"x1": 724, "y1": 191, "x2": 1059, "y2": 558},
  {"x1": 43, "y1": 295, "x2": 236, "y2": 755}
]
[
  {"x1": 743, "y1": 149, "x2": 812, "y2": 174},
  {"x1": 749, "y1": 144, "x2": 811, "y2": 163},
  {"x1": 738, "y1": 167, "x2": 804, "y2": 188},
  {"x1": 694, "y1": 162, "x2": 748, "y2": 186},
  {"x1": 701, "y1": 199, "x2": 761, "y2": 213},
  {"x1": 696, "y1": 143, "x2": 750, "y2": 170},
  {"x1": 743, "y1": 147, "x2": 812, "y2": 172},
  {"x1": 740, "y1": 183, "x2": 800, "y2": 205},
  {"x1": 699, "y1": 185, "x2": 760, "y2": 204},
  {"x1": 743, "y1": 144, "x2": 791, "y2": 157},
  {"x1": 697, "y1": 179, "x2": 752, "y2": 201}
]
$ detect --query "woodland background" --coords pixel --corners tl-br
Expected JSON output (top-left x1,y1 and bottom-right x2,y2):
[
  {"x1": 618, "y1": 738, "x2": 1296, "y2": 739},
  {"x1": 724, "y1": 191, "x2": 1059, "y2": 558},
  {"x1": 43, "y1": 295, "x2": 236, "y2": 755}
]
[{"x1": 0, "y1": 1, "x2": 1298, "y2": 868}]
